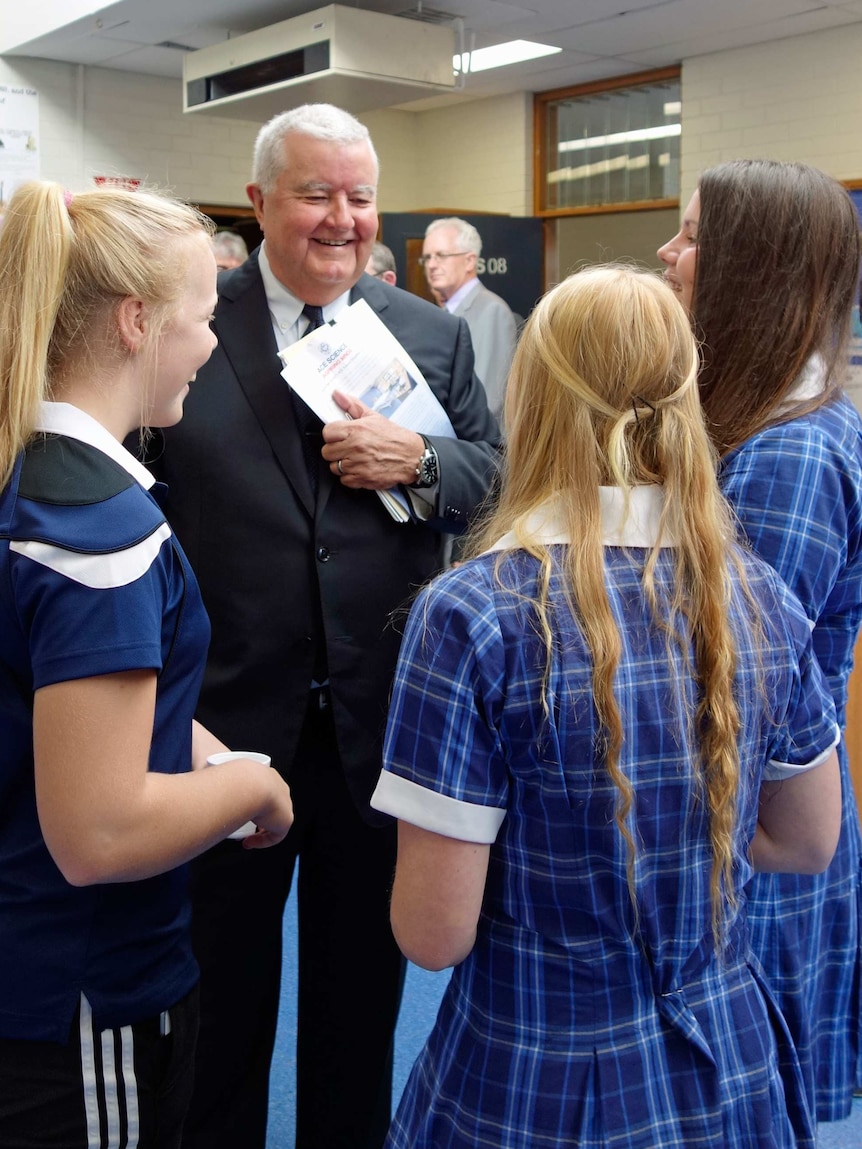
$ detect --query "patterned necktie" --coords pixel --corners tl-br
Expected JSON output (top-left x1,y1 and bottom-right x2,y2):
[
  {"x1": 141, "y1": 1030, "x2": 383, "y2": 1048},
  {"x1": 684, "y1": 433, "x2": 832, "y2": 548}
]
[
  {"x1": 292, "y1": 304, "x2": 328, "y2": 494},
  {"x1": 301, "y1": 303, "x2": 326, "y2": 332}
]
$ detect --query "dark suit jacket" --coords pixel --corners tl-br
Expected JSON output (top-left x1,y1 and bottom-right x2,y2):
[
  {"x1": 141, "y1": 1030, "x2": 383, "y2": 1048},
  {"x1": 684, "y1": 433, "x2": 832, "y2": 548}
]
[{"x1": 151, "y1": 250, "x2": 501, "y2": 821}]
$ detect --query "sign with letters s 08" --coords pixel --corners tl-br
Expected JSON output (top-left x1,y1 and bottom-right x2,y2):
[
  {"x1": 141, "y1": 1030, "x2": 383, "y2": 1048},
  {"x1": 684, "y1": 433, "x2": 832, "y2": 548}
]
[{"x1": 381, "y1": 212, "x2": 544, "y2": 324}]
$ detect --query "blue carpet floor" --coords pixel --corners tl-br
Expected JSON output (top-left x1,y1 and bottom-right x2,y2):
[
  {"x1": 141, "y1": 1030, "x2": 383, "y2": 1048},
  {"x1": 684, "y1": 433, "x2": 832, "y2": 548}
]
[
  {"x1": 818, "y1": 1097, "x2": 862, "y2": 1148},
  {"x1": 265, "y1": 877, "x2": 452, "y2": 1148},
  {"x1": 266, "y1": 871, "x2": 862, "y2": 1148}
]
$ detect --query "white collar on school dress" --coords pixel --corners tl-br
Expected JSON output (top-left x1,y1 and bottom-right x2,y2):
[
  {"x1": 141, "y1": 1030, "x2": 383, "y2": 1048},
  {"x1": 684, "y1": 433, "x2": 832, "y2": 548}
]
[
  {"x1": 486, "y1": 486, "x2": 675, "y2": 552},
  {"x1": 779, "y1": 351, "x2": 827, "y2": 410}
]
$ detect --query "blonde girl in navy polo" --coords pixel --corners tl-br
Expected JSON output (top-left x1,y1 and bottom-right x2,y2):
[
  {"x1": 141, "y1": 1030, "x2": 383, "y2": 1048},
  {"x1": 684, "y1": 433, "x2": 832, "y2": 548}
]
[{"x1": 0, "y1": 181, "x2": 293, "y2": 1149}]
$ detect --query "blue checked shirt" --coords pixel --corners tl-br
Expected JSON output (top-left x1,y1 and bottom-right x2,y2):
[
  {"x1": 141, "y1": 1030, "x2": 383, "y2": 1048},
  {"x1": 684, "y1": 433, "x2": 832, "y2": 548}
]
[{"x1": 721, "y1": 388, "x2": 862, "y2": 1121}]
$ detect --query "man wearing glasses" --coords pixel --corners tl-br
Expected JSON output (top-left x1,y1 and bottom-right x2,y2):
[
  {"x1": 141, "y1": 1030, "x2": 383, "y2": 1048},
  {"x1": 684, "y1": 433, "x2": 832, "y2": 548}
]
[{"x1": 421, "y1": 217, "x2": 518, "y2": 420}]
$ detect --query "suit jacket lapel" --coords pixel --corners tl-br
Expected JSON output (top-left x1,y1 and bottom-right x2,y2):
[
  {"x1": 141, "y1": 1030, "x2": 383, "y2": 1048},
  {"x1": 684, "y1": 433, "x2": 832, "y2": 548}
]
[
  {"x1": 350, "y1": 274, "x2": 390, "y2": 317},
  {"x1": 217, "y1": 253, "x2": 317, "y2": 518}
]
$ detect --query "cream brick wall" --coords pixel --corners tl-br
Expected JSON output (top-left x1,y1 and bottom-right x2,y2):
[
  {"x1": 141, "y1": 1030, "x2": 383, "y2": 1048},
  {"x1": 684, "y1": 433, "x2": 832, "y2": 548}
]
[
  {"x1": 356, "y1": 107, "x2": 422, "y2": 210},
  {"x1": 682, "y1": 23, "x2": 862, "y2": 204},
  {"x1": 412, "y1": 92, "x2": 532, "y2": 216},
  {"x1": 362, "y1": 93, "x2": 532, "y2": 215}
]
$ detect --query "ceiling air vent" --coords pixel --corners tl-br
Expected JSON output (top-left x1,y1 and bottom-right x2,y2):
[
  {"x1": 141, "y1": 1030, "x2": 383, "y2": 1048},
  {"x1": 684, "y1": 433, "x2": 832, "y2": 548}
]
[
  {"x1": 183, "y1": 4, "x2": 455, "y2": 121},
  {"x1": 395, "y1": 5, "x2": 460, "y2": 24}
]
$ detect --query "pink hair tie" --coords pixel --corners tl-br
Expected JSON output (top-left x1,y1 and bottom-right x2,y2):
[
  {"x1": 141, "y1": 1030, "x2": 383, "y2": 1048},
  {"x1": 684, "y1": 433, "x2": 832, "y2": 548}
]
[{"x1": 63, "y1": 189, "x2": 74, "y2": 208}]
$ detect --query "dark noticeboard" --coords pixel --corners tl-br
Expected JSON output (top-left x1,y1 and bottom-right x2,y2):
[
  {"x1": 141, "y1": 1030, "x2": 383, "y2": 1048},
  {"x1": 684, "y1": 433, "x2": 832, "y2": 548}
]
[{"x1": 379, "y1": 212, "x2": 545, "y2": 323}]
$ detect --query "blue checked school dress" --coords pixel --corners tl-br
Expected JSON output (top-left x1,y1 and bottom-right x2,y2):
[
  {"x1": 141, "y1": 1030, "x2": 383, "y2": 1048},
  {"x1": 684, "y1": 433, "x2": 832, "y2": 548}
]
[
  {"x1": 720, "y1": 384, "x2": 862, "y2": 1122},
  {"x1": 372, "y1": 488, "x2": 839, "y2": 1149}
]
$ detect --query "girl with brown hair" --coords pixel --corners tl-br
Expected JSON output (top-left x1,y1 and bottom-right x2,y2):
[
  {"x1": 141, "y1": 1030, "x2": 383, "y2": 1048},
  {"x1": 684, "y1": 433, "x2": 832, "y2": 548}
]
[{"x1": 659, "y1": 159, "x2": 862, "y2": 1125}]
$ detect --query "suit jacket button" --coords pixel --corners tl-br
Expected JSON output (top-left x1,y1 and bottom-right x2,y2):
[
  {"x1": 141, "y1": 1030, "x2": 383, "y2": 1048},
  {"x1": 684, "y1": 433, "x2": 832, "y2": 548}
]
[{"x1": 316, "y1": 546, "x2": 331, "y2": 562}]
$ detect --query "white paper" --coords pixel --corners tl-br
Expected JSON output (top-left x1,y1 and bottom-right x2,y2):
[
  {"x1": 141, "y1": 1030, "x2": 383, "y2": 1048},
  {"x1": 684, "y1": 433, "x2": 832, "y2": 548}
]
[{"x1": 278, "y1": 300, "x2": 456, "y2": 521}]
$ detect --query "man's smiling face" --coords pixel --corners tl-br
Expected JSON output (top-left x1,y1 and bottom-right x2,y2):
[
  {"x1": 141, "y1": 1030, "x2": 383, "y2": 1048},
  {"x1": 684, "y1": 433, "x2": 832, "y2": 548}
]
[{"x1": 246, "y1": 132, "x2": 378, "y2": 306}]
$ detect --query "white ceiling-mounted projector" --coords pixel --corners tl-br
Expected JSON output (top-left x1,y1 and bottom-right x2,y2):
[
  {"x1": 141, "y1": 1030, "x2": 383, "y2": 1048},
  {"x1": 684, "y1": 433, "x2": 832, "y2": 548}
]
[{"x1": 183, "y1": 4, "x2": 456, "y2": 120}]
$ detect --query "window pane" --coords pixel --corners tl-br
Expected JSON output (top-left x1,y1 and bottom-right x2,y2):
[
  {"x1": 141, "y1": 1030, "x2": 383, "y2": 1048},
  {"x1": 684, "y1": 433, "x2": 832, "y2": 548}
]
[{"x1": 543, "y1": 77, "x2": 680, "y2": 211}]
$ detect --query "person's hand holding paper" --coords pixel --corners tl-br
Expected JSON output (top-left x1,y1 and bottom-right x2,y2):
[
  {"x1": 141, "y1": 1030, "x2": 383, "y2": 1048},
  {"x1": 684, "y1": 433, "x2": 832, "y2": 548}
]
[
  {"x1": 322, "y1": 390, "x2": 425, "y2": 490},
  {"x1": 279, "y1": 299, "x2": 457, "y2": 521}
]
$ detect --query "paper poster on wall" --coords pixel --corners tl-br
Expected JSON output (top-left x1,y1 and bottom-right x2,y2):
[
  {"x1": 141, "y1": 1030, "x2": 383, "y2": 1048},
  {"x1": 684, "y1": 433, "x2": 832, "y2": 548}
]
[{"x1": 0, "y1": 84, "x2": 39, "y2": 211}]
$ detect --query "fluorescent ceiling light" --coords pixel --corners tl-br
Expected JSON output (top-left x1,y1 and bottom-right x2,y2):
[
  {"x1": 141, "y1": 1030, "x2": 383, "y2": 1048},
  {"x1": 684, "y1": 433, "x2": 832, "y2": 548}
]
[
  {"x1": 455, "y1": 40, "x2": 561, "y2": 74},
  {"x1": 558, "y1": 123, "x2": 681, "y2": 154}
]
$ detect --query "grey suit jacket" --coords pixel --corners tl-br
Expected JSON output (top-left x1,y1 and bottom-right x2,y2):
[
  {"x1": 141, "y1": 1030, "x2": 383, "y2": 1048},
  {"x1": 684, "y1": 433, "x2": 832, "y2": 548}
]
[
  {"x1": 452, "y1": 280, "x2": 518, "y2": 420},
  {"x1": 151, "y1": 249, "x2": 501, "y2": 819}
]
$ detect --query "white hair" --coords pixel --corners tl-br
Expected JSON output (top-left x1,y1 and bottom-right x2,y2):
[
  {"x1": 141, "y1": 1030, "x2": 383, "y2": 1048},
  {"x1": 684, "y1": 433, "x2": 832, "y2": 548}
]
[
  {"x1": 252, "y1": 104, "x2": 379, "y2": 192},
  {"x1": 425, "y1": 217, "x2": 482, "y2": 257}
]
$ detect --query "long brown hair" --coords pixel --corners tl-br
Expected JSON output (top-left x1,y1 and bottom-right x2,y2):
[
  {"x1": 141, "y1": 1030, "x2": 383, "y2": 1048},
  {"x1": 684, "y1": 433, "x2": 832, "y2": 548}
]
[
  {"x1": 694, "y1": 159, "x2": 860, "y2": 455},
  {"x1": 471, "y1": 266, "x2": 749, "y2": 947}
]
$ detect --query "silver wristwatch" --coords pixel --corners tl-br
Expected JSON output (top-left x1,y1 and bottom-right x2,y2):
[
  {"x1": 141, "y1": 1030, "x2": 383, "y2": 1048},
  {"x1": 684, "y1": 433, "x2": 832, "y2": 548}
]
[{"x1": 410, "y1": 436, "x2": 439, "y2": 489}]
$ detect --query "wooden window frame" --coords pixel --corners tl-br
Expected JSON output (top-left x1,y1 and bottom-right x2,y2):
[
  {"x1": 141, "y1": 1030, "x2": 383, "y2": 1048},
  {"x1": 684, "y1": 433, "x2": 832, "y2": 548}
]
[{"x1": 533, "y1": 66, "x2": 682, "y2": 218}]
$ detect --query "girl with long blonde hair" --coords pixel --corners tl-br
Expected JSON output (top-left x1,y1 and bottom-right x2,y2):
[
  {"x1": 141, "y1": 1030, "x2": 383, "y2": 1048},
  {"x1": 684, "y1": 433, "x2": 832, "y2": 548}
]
[{"x1": 372, "y1": 265, "x2": 840, "y2": 1148}]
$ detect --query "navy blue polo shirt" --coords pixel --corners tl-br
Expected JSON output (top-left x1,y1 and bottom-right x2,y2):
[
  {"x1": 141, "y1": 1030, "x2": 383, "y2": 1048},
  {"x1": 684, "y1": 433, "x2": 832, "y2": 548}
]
[{"x1": 0, "y1": 403, "x2": 210, "y2": 1040}]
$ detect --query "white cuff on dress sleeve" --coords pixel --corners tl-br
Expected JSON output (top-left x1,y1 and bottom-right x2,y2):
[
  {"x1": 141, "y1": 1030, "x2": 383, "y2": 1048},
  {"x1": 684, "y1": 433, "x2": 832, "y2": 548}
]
[
  {"x1": 370, "y1": 770, "x2": 506, "y2": 844},
  {"x1": 764, "y1": 725, "x2": 841, "y2": 781}
]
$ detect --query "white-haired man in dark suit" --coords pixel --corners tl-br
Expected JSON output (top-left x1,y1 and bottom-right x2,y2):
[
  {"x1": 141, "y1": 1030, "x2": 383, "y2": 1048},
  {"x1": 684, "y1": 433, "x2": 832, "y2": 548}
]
[{"x1": 149, "y1": 103, "x2": 500, "y2": 1149}]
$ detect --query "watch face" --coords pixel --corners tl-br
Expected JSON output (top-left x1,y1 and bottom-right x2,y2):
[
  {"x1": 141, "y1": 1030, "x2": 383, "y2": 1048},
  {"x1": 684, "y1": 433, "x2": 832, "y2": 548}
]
[
  {"x1": 423, "y1": 450, "x2": 439, "y2": 486},
  {"x1": 415, "y1": 447, "x2": 439, "y2": 488}
]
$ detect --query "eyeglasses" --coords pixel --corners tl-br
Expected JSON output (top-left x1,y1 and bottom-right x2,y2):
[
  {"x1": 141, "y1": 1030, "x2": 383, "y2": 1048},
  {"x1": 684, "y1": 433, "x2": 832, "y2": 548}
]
[{"x1": 417, "y1": 251, "x2": 471, "y2": 266}]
